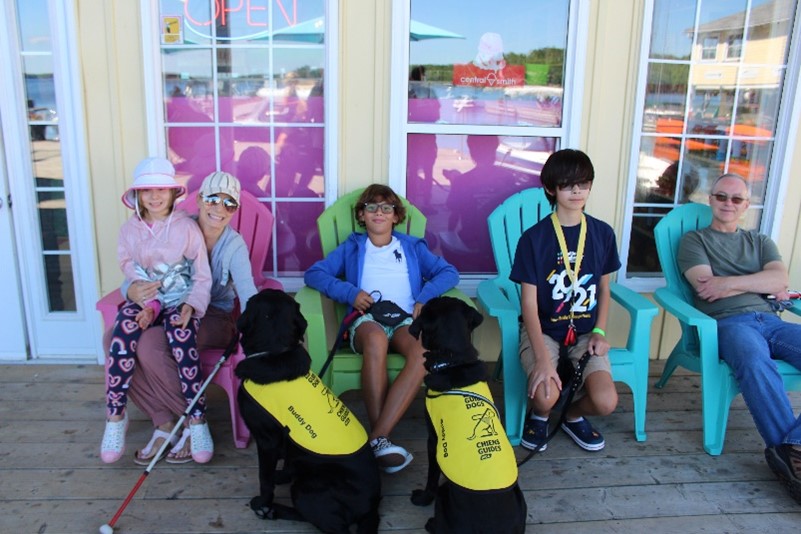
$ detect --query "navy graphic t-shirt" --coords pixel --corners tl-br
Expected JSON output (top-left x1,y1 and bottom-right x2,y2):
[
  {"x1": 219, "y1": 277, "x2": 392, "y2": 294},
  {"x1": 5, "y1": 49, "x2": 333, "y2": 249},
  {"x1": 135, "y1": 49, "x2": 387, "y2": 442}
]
[{"x1": 509, "y1": 214, "x2": 620, "y2": 340}]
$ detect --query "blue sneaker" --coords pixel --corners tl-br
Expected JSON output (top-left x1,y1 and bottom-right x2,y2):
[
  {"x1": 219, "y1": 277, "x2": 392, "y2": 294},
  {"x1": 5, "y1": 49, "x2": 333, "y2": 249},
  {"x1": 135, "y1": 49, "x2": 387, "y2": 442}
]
[
  {"x1": 520, "y1": 417, "x2": 548, "y2": 451},
  {"x1": 561, "y1": 418, "x2": 605, "y2": 451}
]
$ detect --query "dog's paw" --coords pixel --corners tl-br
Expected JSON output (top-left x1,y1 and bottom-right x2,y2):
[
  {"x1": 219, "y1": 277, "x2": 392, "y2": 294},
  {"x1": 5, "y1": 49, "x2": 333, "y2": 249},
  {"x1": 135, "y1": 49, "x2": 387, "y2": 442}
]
[
  {"x1": 249, "y1": 496, "x2": 276, "y2": 520},
  {"x1": 410, "y1": 488, "x2": 435, "y2": 506},
  {"x1": 275, "y1": 469, "x2": 293, "y2": 485}
]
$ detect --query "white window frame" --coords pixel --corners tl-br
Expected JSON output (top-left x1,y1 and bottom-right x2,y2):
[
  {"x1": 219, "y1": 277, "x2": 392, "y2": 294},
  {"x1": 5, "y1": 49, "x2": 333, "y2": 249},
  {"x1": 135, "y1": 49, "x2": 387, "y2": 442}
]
[
  {"x1": 140, "y1": 0, "x2": 339, "y2": 291},
  {"x1": 387, "y1": 0, "x2": 590, "y2": 295},
  {"x1": 619, "y1": 0, "x2": 801, "y2": 293}
]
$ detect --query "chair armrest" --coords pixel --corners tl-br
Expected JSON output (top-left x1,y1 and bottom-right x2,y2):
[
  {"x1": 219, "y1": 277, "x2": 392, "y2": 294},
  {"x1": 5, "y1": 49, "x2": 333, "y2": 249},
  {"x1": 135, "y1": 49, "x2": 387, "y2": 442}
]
[
  {"x1": 442, "y1": 287, "x2": 477, "y2": 309},
  {"x1": 476, "y1": 279, "x2": 518, "y2": 322},
  {"x1": 654, "y1": 287, "x2": 719, "y2": 373},
  {"x1": 96, "y1": 290, "x2": 124, "y2": 331},
  {"x1": 786, "y1": 299, "x2": 801, "y2": 318},
  {"x1": 610, "y1": 283, "x2": 659, "y2": 355},
  {"x1": 295, "y1": 285, "x2": 330, "y2": 373}
]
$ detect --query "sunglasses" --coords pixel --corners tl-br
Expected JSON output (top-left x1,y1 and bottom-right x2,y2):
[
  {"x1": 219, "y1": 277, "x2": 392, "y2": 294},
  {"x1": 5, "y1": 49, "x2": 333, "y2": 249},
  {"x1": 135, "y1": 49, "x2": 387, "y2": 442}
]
[
  {"x1": 711, "y1": 193, "x2": 748, "y2": 205},
  {"x1": 202, "y1": 194, "x2": 239, "y2": 213},
  {"x1": 557, "y1": 180, "x2": 592, "y2": 191},
  {"x1": 363, "y1": 202, "x2": 395, "y2": 214}
]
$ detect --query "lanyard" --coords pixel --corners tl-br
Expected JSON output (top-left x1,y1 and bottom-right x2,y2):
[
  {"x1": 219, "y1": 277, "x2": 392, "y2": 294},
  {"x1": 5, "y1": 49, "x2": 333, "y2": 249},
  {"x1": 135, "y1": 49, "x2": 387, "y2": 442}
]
[{"x1": 550, "y1": 212, "x2": 586, "y2": 346}]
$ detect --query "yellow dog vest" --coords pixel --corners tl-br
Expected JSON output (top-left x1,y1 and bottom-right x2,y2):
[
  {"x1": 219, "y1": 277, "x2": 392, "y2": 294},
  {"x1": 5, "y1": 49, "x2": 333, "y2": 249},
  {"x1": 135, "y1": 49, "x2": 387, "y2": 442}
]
[
  {"x1": 425, "y1": 382, "x2": 518, "y2": 490},
  {"x1": 243, "y1": 371, "x2": 367, "y2": 455}
]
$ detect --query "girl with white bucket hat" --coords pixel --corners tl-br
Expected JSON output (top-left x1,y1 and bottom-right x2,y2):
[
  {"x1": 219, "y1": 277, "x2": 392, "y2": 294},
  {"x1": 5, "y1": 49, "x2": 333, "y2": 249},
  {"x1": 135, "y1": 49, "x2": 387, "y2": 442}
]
[{"x1": 101, "y1": 157, "x2": 214, "y2": 465}]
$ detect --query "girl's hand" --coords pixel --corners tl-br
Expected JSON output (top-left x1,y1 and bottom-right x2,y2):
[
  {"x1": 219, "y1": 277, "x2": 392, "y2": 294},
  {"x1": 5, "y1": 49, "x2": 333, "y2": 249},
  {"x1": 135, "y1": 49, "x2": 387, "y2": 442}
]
[
  {"x1": 412, "y1": 302, "x2": 424, "y2": 319},
  {"x1": 128, "y1": 280, "x2": 161, "y2": 307},
  {"x1": 352, "y1": 291, "x2": 375, "y2": 313},
  {"x1": 135, "y1": 307, "x2": 155, "y2": 329},
  {"x1": 171, "y1": 304, "x2": 194, "y2": 329}
]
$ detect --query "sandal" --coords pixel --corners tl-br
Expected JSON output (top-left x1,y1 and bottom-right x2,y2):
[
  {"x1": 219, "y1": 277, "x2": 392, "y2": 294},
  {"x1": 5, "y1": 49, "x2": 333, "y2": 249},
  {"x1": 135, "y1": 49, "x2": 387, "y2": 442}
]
[
  {"x1": 166, "y1": 428, "x2": 193, "y2": 464},
  {"x1": 190, "y1": 420, "x2": 214, "y2": 464},
  {"x1": 100, "y1": 412, "x2": 128, "y2": 464},
  {"x1": 134, "y1": 429, "x2": 179, "y2": 466}
]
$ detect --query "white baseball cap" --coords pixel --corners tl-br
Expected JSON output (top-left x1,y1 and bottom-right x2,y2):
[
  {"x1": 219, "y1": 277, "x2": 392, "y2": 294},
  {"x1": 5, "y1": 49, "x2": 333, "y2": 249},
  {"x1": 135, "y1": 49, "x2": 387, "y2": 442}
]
[
  {"x1": 199, "y1": 171, "x2": 241, "y2": 204},
  {"x1": 122, "y1": 157, "x2": 186, "y2": 209}
]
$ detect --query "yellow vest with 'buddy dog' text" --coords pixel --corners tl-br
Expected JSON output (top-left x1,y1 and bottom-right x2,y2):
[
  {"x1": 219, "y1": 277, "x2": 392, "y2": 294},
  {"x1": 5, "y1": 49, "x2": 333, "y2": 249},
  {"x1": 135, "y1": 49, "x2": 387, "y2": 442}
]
[
  {"x1": 243, "y1": 371, "x2": 367, "y2": 455},
  {"x1": 425, "y1": 382, "x2": 518, "y2": 491}
]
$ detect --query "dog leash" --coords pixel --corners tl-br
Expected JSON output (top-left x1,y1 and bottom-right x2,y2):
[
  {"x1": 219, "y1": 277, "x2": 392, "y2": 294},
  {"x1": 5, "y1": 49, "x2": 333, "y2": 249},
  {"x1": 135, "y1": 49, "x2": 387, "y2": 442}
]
[
  {"x1": 516, "y1": 351, "x2": 592, "y2": 467},
  {"x1": 318, "y1": 308, "x2": 363, "y2": 378}
]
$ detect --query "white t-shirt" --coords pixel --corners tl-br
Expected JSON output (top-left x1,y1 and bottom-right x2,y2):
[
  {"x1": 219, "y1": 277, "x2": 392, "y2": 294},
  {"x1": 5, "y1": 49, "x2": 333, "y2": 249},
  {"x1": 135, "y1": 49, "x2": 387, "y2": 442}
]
[{"x1": 360, "y1": 236, "x2": 415, "y2": 313}]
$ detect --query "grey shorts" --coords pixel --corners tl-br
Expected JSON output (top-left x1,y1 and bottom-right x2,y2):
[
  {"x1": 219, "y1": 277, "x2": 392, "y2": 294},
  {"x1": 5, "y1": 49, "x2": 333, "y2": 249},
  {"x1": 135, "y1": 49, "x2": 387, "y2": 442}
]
[
  {"x1": 518, "y1": 325, "x2": 611, "y2": 395},
  {"x1": 348, "y1": 313, "x2": 414, "y2": 353}
]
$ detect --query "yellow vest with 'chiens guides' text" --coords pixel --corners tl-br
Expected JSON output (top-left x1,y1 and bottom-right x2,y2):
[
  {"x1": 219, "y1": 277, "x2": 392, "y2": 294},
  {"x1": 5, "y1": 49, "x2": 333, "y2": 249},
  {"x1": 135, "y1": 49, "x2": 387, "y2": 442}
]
[{"x1": 425, "y1": 381, "x2": 518, "y2": 490}]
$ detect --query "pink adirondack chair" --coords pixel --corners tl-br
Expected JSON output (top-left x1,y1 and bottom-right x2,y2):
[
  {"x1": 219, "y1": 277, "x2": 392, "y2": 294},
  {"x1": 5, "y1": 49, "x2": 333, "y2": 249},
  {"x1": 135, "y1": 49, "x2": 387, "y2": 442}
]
[{"x1": 96, "y1": 190, "x2": 281, "y2": 448}]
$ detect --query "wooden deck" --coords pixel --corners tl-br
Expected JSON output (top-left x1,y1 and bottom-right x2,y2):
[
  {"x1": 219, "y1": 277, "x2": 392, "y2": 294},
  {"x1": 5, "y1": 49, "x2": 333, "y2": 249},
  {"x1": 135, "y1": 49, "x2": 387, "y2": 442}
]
[{"x1": 1, "y1": 361, "x2": 800, "y2": 533}]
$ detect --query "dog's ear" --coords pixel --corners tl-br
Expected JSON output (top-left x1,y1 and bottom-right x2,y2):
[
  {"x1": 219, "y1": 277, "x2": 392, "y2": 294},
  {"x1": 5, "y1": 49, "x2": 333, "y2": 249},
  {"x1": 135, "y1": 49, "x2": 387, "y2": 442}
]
[
  {"x1": 292, "y1": 299, "x2": 308, "y2": 338},
  {"x1": 408, "y1": 315, "x2": 422, "y2": 339},
  {"x1": 462, "y1": 302, "x2": 484, "y2": 332},
  {"x1": 236, "y1": 305, "x2": 255, "y2": 335}
]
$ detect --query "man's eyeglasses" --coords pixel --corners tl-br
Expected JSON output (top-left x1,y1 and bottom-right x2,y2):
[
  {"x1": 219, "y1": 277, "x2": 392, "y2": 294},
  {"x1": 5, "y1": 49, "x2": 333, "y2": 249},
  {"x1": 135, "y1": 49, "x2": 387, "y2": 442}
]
[
  {"x1": 363, "y1": 202, "x2": 395, "y2": 214},
  {"x1": 711, "y1": 193, "x2": 748, "y2": 205},
  {"x1": 557, "y1": 180, "x2": 592, "y2": 191},
  {"x1": 202, "y1": 194, "x2": 239, "y2": 213}
]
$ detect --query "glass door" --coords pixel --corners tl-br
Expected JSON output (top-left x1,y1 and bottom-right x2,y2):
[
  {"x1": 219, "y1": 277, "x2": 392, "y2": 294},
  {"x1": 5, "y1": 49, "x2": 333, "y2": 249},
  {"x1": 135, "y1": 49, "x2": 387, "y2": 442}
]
[{"x1": 0, "y1": 0, "x2": 101, "y2": 360}]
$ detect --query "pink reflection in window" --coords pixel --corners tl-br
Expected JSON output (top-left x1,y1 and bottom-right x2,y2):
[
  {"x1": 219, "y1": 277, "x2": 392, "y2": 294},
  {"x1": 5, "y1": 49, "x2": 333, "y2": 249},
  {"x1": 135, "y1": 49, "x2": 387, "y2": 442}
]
[{"x1": 407, "y1": 134, "x2": 552, "y2": 274}]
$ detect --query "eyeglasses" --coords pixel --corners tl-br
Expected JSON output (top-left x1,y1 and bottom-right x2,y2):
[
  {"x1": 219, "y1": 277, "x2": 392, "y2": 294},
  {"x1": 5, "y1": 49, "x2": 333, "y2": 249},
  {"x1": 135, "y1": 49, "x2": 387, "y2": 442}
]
[
  {"x1": 711, "y1": 192, "x2": 748, "y2": 205},
  {"x1": 557, "y1": 180, "x2": 592, "y2": 191},
  {"x1": 202, "y1": 194, "x2": 239, "y2": 213},
  {"x1": 363, "y1": 202, "x2": 395, "y2": 214}
]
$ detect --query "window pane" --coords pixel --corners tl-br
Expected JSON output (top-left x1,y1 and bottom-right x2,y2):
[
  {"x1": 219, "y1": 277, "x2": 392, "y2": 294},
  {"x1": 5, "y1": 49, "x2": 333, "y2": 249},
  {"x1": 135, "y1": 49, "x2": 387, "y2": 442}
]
[
  {"x1": 16, "y1": 0, "x2": 51, "y2": 52},
  {"x1": 651, "y1": 0, "x2": 696, "y2": 60},
  {"x1": 407, "y1": 133, "x2": 554, "y2": 274},
  {"x1": 43, "y1": 254, "x2": 76, "y2": 312},
  {"x1": 626, "y1": 0, "x2": 796, "y2": 278},
  {"x1": 158, "y1": 1, "x2": 328, "y2": 278},
  {"x1": 409, "y1": 0, "x2": 568, "y2": 127}
]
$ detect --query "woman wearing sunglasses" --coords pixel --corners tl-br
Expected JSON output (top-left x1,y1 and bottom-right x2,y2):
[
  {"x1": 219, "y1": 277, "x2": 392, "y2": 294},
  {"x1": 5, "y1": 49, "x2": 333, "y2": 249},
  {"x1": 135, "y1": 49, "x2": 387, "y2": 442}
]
[{"x1": 103, "y1": 171, "x2": 258, "y2": 465}]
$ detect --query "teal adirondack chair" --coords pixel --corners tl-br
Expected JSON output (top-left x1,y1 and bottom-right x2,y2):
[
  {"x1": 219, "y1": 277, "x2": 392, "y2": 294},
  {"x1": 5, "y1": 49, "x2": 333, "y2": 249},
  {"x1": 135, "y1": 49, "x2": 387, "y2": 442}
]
[
  {"x1": 476, "y1": 188, "x2": 658, "y2": 446},
  {"x1": 653, "y1": 202, "x2": 801, "y2": 455},
  {"x1": 295, "y1": 188, "x2": 472, "y2": 395}
]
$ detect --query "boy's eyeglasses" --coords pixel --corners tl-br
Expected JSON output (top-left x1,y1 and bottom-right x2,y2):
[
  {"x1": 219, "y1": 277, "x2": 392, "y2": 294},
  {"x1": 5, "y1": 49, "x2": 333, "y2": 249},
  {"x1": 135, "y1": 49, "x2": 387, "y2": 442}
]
[
  {"x1": 202, "y1": 194, "x2": 239, "y2": 213},
  {"x1": 557, "y1": 181, "x2": 592, "y2": 191},
  {"x1": 363, "y1": 202, "x2": 395, "y2": 214},
  {"x1": 711, "y1": 193, "x2": 748, "y2": 205}
]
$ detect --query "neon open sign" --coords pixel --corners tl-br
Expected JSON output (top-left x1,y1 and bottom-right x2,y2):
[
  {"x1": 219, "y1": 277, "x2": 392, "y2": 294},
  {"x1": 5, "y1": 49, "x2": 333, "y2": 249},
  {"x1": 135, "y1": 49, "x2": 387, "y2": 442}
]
[{"x1": 181, "y1": 0, "x2": 301, "y2": 39}]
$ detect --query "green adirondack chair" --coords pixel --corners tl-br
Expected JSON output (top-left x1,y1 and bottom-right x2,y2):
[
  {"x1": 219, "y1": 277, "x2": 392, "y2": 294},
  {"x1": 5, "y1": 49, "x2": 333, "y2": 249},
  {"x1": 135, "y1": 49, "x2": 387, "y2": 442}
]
[
  {"x1": 654, "y1": 202, "x2": 801, "y2": 455},
  {"x1": 476, "y1": 188, "x2": 658, "y2": 446},
  {"x1": 295, "y1": 188, "x2": 472, "y2": 395}
]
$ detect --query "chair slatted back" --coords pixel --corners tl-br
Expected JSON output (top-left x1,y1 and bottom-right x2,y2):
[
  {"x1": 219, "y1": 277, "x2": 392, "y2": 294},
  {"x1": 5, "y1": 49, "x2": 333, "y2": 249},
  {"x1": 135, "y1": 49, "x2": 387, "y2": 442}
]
[
  {"x1": 317, "y1": 188, "x2": 427, "y2": 257},
  {"x1": 486, "y1": 187, "x2": 552, "y2": 310}
]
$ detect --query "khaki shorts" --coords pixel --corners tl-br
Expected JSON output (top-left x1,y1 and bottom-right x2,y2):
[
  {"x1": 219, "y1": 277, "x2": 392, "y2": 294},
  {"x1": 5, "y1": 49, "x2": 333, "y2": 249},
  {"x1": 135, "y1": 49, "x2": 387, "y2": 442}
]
[{"x1": 518, "y1": 324, "x2": 611, "y2": 395}]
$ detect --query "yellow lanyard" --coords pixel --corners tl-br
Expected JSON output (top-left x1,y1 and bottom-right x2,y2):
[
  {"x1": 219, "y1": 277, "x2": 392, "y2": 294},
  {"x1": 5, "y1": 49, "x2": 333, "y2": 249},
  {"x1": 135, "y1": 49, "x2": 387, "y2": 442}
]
[
  {"x1": 550, "y1": 212, "x2": 586, "y2": 344},
  {"x1": 550, "y1": 212, "x2": 586, "y2": 289}
]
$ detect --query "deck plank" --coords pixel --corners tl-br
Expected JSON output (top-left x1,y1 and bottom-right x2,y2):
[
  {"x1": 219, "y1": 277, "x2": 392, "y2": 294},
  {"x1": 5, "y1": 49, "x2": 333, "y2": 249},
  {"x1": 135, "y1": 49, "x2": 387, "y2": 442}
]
[{"x1": 1, "y1": 361, "x2": 800, "y2": 533}]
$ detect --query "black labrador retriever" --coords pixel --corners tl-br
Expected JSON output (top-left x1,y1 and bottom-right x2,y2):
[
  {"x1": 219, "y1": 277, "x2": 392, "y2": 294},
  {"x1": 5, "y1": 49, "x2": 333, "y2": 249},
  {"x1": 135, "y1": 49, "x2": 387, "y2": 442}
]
[
  {"x1": 235, "y1": 288, "x2": 381, "y2": 534},
  {"x1": 408, "y1": 296, "x2": 527, "y2": 533}
]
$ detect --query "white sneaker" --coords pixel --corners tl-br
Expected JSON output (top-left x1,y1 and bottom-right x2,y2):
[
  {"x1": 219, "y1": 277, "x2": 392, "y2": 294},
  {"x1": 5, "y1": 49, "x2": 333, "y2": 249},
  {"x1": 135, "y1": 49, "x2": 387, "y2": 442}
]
[
  {"x1": 370, "y1": 436, "x2": 413, "y2": 474},
  {"x1": 100, "y1": 412, "x2": 128, "y2": 464}
]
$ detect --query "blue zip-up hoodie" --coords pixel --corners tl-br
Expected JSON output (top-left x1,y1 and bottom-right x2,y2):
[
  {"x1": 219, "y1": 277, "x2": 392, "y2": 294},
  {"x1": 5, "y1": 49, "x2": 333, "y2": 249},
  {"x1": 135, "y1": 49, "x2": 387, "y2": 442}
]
[{"x1": 304, "y1": 231, "x2": 459, "y2": 310}]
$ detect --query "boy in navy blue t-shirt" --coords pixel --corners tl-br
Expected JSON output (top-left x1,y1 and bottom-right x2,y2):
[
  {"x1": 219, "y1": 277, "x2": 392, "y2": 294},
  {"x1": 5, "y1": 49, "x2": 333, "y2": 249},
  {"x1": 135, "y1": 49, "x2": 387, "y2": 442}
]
[{"x1": 510, "y1": 149, "x2": 620, "y2": 452}]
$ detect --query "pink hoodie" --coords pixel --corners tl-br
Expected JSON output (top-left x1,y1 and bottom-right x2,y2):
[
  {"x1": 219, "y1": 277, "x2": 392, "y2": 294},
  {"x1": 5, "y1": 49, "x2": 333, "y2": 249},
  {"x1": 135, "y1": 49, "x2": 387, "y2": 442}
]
[{"x1": 117, "y1": 209, "x2": 211, "y2": 317}]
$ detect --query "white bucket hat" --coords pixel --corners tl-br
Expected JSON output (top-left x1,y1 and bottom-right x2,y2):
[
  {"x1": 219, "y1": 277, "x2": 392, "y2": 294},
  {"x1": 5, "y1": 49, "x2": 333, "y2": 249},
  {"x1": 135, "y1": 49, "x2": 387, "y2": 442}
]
[
  {"x1": 122, "y1": 157, "x2": 186, "y2": 209},
  {"x1": 199, "y1": 171, "x2": 241, "y2": 204}
]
